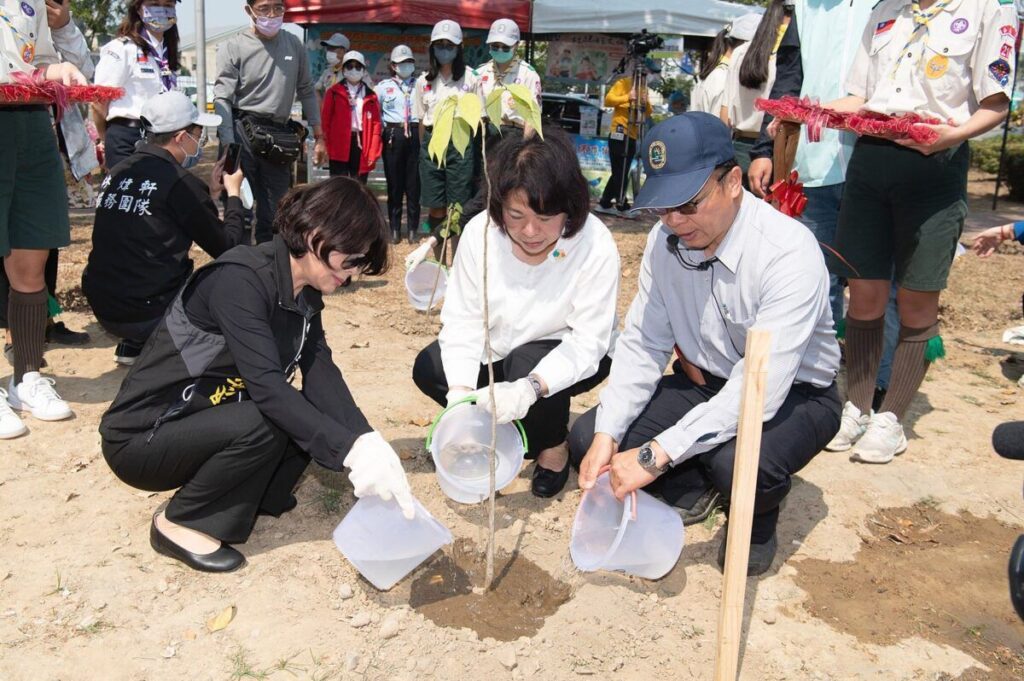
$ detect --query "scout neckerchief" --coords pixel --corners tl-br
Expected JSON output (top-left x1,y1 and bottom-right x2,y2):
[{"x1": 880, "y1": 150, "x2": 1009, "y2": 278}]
[
  {"x1": 772, "y1": 22, "x2": 787, "y2": 55},
  {"x1": 890, "y1": 0, "x2": 954, "y2": 77},
  {"x1": 0, "y1": 5, "x2": 36, "y2": 65},
  {"x1": 142, "y1": 28, "x2": 176, "y2": 91}
]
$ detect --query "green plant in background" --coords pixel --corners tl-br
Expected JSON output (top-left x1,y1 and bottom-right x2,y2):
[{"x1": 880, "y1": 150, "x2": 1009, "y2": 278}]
[{"x1": 970, "y1": 134, "x2": 1024, "y2": 201}]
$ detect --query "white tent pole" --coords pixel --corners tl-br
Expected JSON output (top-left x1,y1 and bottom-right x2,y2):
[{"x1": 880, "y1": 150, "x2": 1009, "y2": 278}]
[{"x1": 195, "y1": 0, "x2": 207, "y2": 111}]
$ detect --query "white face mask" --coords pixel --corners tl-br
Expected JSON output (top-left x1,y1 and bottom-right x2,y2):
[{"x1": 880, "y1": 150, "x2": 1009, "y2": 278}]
[
  {"x1": 344, "y1": 67, "x2": 364, "y2": 84},
  {"x1": 396, "y1": 62, "x2": 415, "y2": 79},
  {"x1": 326, "y1": 52, "x2": 340, "y2": 66}
]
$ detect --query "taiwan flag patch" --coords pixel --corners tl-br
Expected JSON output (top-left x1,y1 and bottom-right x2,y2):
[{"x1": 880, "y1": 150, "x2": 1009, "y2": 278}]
[{"x1": 875, "y1": 19, "x2": 896, "y2": 35}]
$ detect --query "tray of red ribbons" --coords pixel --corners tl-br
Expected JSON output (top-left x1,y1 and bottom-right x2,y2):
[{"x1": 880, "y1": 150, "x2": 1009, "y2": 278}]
[
  {"x1": 0, "y1": 71, "x2": 123, "y2": 121},
  {"x1": 755, "y1": 96, "x2": 942, "y2": 146}
]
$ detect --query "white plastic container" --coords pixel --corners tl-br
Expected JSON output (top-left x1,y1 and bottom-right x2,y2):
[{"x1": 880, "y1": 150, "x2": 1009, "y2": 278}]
[
  {"x1": 405, "y1": 260, "x2": 447, "y2": 311},
  {"x1": 570, "y1": 471, "x2": 684, "y2": 580},
  {"x1": 426, "y1": 398, "x2": 528, "y2": 504},
  {"x1": 333, "y1": 495, "x2": 452, "y2": 590}
]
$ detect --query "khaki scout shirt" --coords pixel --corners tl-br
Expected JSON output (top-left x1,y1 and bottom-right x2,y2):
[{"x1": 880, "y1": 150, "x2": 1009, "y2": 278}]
[
  {"x1": 0, "y1": 0, "x2": 58, "y2": 83},
  {"x1": 474, "y1": 58, "x2": 542, "y2": 126},
  {"x1": 412, "y1": 68, "x2": 478, "y2": 127},
  {"x1": 846, "y1": 0, "x2": 1017, "y2": 124}
]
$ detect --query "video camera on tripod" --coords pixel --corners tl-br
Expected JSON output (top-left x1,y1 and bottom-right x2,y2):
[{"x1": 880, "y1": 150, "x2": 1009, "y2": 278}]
[{"x1": 627, "y1": 29, "x2": 665, "y2": 58}]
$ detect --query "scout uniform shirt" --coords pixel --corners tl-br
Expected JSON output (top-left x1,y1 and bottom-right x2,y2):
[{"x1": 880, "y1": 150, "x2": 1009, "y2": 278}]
[
  {"x1": 475, "y1": 58, "x2": 542, "y2": 126},
  {"x1": 691, "y1": 57, "x2": 730, "y2": 116},
  {"x1": 316, "y1": 63, "x2": 342, "y2": 96},
  {"x1": 846, "y1": 0, "x2": 1018, "y2": 124},
  {"x1": 95, "y1": 35, "x2": 174, "y2": 121},
  {"x1": 0, "y1": 0, "x2": 58, "y2": 82},
  {"x1": 375, "y1": 74, "x2": 419, "y2": 125},
  {"x1": 412, "y1": 68, "x2": 478, "y2": 127}
]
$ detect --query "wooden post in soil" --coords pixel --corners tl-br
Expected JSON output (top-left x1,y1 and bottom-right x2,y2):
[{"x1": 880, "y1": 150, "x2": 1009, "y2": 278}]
[
  {"x1": 480, "y1": 130, "x2": 498, "y2": 589},
  {"x1": 713, "y1": 328, "x2": 772, "y2": 681}
]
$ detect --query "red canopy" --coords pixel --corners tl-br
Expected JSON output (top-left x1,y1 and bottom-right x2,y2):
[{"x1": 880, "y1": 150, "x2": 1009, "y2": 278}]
[{"x1": 284, "y1": 1, "x2": 533, "y2": 31}]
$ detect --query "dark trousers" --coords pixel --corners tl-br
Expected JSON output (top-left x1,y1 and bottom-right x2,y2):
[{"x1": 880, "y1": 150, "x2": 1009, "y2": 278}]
[
  {"x1": 0, "y1": 248, "x2": 59, "y2": 329},
  {"x1": 329, "y1": 132, "x2": 368, "y2": 183},
  {"x1": 96, "y1": 315, "x2": 161, "y2": 348},
  {"x1": 600, "y1": 135, "x2": 637, "y2": 208},
  {"x1": 102, "y1": 401, "x2": 309, "y2": 544},
  {"x1": 236, "y1": 119, "x2": 293, "y2": 245},
  {"x1": 413, "y1": 339, "x2": 612, "y2": 458},
  {"x1": 104, "y1": 121, "x2": 143, "y2": 170},
  {"x1": 567, "y1": 368, "x2": 841, "y2": 543},
  {"x1": 382, "y1": 125, "x2": 421, "y2": 238}
]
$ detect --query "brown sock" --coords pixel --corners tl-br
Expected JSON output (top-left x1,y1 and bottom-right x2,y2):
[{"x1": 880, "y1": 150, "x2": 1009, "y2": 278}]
[
  {"x1": 879, "y1": 324, "x2": 937, "y2": 420},
  {"x1": 844, "y1": 315, "x2": 885, "y2": 413},
  {"x1": 9, "y1": 288, "x2": 47, "y2": 384}
]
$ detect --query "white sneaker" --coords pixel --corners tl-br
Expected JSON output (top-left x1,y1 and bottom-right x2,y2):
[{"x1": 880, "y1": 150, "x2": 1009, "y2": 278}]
[
  {"x1": 825, "y1": 401, "x2": 869, "y2": 452},
  {"x1": 7, "y1": 372, "x2": 73, "y2": 422},
  {"x1": 850, "y1": 411, "x2": 907, "y2": 464},
  {"x1": 0, "y1": 388, "x2": 27, "y2": 439}
]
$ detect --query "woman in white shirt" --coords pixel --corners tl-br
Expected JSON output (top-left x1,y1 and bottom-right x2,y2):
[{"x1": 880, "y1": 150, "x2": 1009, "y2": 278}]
[
  {"x1": 691, "y1": 14, "x2": 757, "y2": 116},
  {"x1": 93, "y1": 0, "x2": 181, "y2": 169},
  {"x1": 412, "y1": 127, "x2": 621, "y2": 497}
]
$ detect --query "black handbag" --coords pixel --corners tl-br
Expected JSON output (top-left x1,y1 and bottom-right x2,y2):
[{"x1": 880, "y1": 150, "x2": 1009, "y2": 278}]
[{"x1": 239, "y1": 114, "x2": 306, "y2": 165}]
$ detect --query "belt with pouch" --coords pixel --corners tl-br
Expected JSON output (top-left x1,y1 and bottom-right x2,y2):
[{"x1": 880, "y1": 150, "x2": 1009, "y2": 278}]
[
  {"x1": 731, "y1": 130, "x2": 759, "y2": 141},
  {"x1": 108, "y1": 117, "x2": 143, "y2": 129}
]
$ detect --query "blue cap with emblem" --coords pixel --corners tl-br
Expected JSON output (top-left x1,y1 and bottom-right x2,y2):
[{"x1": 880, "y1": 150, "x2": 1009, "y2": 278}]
[{"x1": 631, "y1": 112, "x2": 735, "y2": 212}]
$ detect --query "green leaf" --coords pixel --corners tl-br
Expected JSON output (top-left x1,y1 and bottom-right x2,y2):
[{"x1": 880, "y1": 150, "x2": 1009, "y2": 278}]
[
  {"x1": 428, "y1": 96, "x2": 458, "y2": 168},
  {"x1": 505, "y1": 84, "x2": 539, "y2": 116},
  {"x1": 484, "y1": 88, "x2": 504, "y2": 128},
  {"x1": 456, "y1": 93, "x2": 483, "y2": 134},
  {"x1": 451, "y1": 119, "x2": 471, "y2": 157}
]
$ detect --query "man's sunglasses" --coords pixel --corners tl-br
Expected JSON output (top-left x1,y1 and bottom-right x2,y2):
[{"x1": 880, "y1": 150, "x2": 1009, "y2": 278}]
[{"x1": 636, "y1": 167, "x2": 731, "y2": 217}]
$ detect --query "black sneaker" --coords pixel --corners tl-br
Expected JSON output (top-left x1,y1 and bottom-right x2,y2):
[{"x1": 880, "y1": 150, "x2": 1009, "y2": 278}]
[
  {"x1": 46, "y1": 321, "x2": 91, "y2": 346},
  {"x1": 114, "y1": 340, "x2": 143, "y2": 366},
  {"x1": 717, "y1": 529, "x2": 778, "y2": 577},
  {"x1": 674, "y1": 488, "x2": 723, "y2": 526}
]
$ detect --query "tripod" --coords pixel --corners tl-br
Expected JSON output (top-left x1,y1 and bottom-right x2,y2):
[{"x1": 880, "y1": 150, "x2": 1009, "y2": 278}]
[{"x1": 614, "y1": 58, "x2": 650, "y2": 208}]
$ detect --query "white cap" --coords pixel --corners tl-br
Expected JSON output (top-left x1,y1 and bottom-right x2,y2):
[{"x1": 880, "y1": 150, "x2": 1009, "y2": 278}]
[
  {"x1": 342, "y1": 50, "x2": 366, "y2": 67},
  {"x1": 726, "y1": 13, "x2": 762, "y2": 42},
  {"x1": 140, "y1": 91, "x2": 220, "y2": 134},
  {"x1": 320, "y1": 32, "x2": 350, "y2": 50},
  {"x1": 391, "y1": 44, "x2": 414, "y2": 63},
  {"x1": 431, "y1": 20, "x2": 463, "y2": 45},
  {"x1": 486, "y1": 18, "x2": 520, "y2": 46}
]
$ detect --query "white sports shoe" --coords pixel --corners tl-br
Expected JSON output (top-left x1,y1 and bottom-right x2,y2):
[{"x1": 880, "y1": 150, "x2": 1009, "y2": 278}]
[
  {"x1": 0, "y1": 388, "x2": 27, "y2": 439},
  {"x1": 850, "y1": 411, "x2": 907, "y2": 464},
  {"x1": 7, "y1": 372, "x2": 73, "y2": 422},
  {"x1": 825, "y1": 401, "x2": 869, "y2": 452}
]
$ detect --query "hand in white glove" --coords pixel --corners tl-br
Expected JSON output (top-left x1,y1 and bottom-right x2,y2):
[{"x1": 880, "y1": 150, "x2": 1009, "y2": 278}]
[
  {"x1": 344, "y1": 431, "x2": 416, "y2": 519},
  {"x1": 404, "y1": 237, "x2": 437, "y2": 271},
  {"x1": 445, "y1": 388, "x2": 472, "y2": 407},
  {"x1": 472, "y1": 378, "x2": 537, "y2": 424}
]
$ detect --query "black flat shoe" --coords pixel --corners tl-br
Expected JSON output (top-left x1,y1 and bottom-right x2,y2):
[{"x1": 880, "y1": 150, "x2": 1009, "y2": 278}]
[
  {"x1": 531, "y1": 460, "x2": 570, "y2": 498},
  {"x1": 258, "y1": 494, "x2": 297, "y2": 517},
  {"x1": 149, "y1": 519, "x2": 246, "y2": 573},
  {"x1": 717, "y1": 529, "x2": 778, "y2": 577},
  {"x1": 675, "y1": 488, "x2": 723, "y2": 526}
]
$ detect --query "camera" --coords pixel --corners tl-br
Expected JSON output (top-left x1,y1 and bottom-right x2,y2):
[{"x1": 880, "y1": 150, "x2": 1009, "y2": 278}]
[{"x1": 627, "y1": 30, "x2": 664, "y2": 57}]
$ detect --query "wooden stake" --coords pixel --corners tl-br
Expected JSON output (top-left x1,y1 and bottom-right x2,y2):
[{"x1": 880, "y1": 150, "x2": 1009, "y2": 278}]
[{"x1": 713, "y1": 328, "x2": 772, "y2": 681}]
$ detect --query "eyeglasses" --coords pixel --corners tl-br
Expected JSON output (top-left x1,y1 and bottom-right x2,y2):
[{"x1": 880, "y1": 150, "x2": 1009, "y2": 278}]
[
  {"x1": 641, "y1": 168, "x2": 731, "y2": 217},
  {"x1": 251, "y1": 3, "x2": 286, "y2": 17}
]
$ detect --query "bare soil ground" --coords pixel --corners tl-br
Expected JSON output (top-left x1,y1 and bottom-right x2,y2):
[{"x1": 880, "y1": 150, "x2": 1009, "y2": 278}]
[{"x1": 1, "y1": 172, "x2": 1023, "y2": 680}]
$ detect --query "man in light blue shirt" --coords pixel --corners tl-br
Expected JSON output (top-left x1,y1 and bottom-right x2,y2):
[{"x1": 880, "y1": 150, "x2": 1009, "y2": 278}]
[{"x1": 375, "y1": 44, "x2": 421, "y2": 244}]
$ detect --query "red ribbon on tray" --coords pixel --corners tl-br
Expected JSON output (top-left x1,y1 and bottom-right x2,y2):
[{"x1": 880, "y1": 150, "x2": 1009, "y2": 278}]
[
  {"x1": 764, "y1": 170, "x2": 808, "y2": 218},
  {"x1": 0, "y1": 70, "x2": 123, "y2": 122},
  {"x1": 755, "y1": 96, "x2": 941, "y2": 146}
]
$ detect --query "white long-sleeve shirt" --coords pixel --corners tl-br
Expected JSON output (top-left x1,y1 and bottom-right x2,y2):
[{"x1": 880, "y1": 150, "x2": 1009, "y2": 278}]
[
  {"x1": 440, "y1": 210, "x2": 621, "y2": 396},
  {"x1": 595, "y1": 192, "x2": 840, "y2": 462}
]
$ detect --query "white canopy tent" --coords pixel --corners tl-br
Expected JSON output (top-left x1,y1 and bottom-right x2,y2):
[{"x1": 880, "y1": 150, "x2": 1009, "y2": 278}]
[{"x1": 532, "y1": 0, "x2": 760, "y2": 37}]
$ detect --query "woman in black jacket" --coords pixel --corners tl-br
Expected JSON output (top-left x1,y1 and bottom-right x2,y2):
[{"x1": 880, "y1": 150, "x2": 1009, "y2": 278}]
[{"x1": 100, "y1": 177, "x2": 414, "y2": 573}]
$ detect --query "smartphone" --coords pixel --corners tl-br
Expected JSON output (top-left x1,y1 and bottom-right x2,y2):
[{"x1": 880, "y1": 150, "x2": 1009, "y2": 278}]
[{"x1": 224, "y1": 143, "x2": 242, "y2": 174}]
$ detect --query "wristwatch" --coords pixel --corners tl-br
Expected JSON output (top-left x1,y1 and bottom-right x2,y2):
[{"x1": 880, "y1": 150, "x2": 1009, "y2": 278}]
[
  {"x1": 637, "y1": 442, "x2": 669, "y2": 477},
  {"x1": 526, "y1": 374, "x2": 544, "y2": 400}
]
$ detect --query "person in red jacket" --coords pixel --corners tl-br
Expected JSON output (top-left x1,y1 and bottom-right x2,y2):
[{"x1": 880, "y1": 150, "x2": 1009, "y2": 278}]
[{"x1": 321, "y1": 51, "x2": 383, "y2": 182}]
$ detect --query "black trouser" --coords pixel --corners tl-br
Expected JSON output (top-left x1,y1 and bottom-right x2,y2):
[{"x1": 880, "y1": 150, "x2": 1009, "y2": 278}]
[
  {"x1": 96, "y1": 315, "x2": 162, "y2": 348},
  {"x1": 102, "y1": 401, "x2": 310, "y2": 544},
  {"x1": 567, "y1": 366, "x2": 841, "y2": 543},
  {"x1": 413, "y1": 339, "x2": 612, "y2": 458},
  {"x1": 0, "y1": 248, "x2": 59, "y2": 329},
  {"x1": 104, "y1": 120, "x2": 143, "y2": 170},
  {"x1": 236, "y1": 118, "x2": 293, "y2": 245},
  {"x1": 600, "y1": 135, "x2": 637, "y2": 208},
  {"x1": 382, "y1": 124, "x2": 421, "y2": 238},
  {"x1": 329, "y1": 132, "x2": 367, "y2": 183}
]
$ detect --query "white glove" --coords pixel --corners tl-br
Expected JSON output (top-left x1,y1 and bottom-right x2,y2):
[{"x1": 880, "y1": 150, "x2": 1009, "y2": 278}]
[
  {"x1": 344, "y1": 431, "x2": 416, "y2": 519},
  {"x1": 472, "y1": 379, "x2": 538, "y2": 424},
  {"x1": 404, "y1": 237, "x2": 437, "y2": 271},
  {"x1": 445, "y1": 388, "x2": 472, "y2": 406}
]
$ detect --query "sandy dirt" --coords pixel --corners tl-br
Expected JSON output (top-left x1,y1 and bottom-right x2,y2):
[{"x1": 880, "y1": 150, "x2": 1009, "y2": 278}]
[{"x1": 1, "y1": 171, "x2": 1024, "y2": 680}]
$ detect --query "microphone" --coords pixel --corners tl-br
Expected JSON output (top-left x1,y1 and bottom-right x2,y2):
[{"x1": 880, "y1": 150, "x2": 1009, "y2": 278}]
[{"x1": 666, "y1": 235, "x2": 716, "y2": 270}]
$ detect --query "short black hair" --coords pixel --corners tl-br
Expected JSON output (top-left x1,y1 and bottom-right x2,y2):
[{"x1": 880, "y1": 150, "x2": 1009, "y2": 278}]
[
  {"x1": 275, "y1": 177, "x2": 390, "y2": 276},
  {"x1": 486, "y1": 126, "x2": 590, "y2": 240}
]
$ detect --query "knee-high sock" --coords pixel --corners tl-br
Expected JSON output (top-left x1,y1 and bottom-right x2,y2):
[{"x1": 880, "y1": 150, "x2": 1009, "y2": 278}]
[
  {"x1": 879, "y1": 323, "x2": 938, "y2": 420},
  {"x1": 9, "y1": 287, "x2": 47, "y2": 384},
  {"x1": 845, "y1": 315, "x2": 885, "y2": 413}
]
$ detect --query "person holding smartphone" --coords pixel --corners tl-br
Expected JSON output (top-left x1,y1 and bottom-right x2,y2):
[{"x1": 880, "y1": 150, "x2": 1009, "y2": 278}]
[{"x1": 82, "y1": 92, "x2": 249, "y2": 366}]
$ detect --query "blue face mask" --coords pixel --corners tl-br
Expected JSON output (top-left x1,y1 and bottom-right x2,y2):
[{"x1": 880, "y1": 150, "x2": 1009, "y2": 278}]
[
  {"x1": 142, "y1": 6, "x2": 177, "y2": 33},
  {"x1": 179, "y1": 131, "x2": 205, "y2": 170},
  {"x1": 396, "y1": 63, "x2": 416, "y2": 79},
  {"x1": 489, "y1": 47, "x2": 514, "y2": 64},
  {"x1": 434, "y1": 46, "x2": 458, "y2": 65}
]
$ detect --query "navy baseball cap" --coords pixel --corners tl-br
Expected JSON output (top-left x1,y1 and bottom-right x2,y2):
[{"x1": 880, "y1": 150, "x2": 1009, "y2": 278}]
[{"x1": 632, "y1": 113, "x2": 735, "y2": 213}]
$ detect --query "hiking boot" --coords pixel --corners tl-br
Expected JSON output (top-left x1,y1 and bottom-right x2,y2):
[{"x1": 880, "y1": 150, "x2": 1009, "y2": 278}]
[
  {"x1": 45, "y1": 320, "x2": 90, "y2": 346},
  {"x1": 7, "y1": 372, "x2": 73, "y2": 421},
  {"x1": 825, "y1": 401, "x2": 869, "y2": 452},
  {"x1": 675, "y1": 487, "x2": 723, "y2": 526},
  {"x1": 0, "y1": 388, "x2": 27, "y2": 439},
  {"x1": 717, "y1": 529, "x2": 778, "y2": 576},
  {"x1": 115, "y1": 340, "x2": 143, "y2": 366},
  {"x1": 850, "y1": 411, "x2": 907, "y2": 464}
]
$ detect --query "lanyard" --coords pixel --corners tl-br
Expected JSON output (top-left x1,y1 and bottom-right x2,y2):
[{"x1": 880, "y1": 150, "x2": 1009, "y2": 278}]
[
  {"x1": 0, "y1": 7, "x2": 35, "y2": 65},
  {"x1": 141, "y1": 30, "x2": 176, "y2": 92},
  {"x1": 891, "y1": 0, "x2": 953, "y2": 77}
]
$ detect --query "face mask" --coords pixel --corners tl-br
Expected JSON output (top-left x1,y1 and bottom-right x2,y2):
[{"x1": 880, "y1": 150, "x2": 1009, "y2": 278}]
[
  {"x1": 396, "y1": 62, "x2": 415, "y2": 79},
  {"x1": 326, "y1": 52, "x2": 340, "y2": 66},
  {"x1": 141, "y1": 6, "x2": 177, "y2": 33},
  {"x1": 344, "y1": 68, "x2": 364, "y2": 84},
  {"x1": 253, "y1": 16, "x2": 283, "y2": 38},
  {"x1": 434, "y1": 46, "x2": 457, "y2": 65},
  {"x1": 178, "y1": 131, "x2": 204, "y2": 170},
  {"x1": 489, "y1": 47, "x2": 514, "y2": 64}
]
